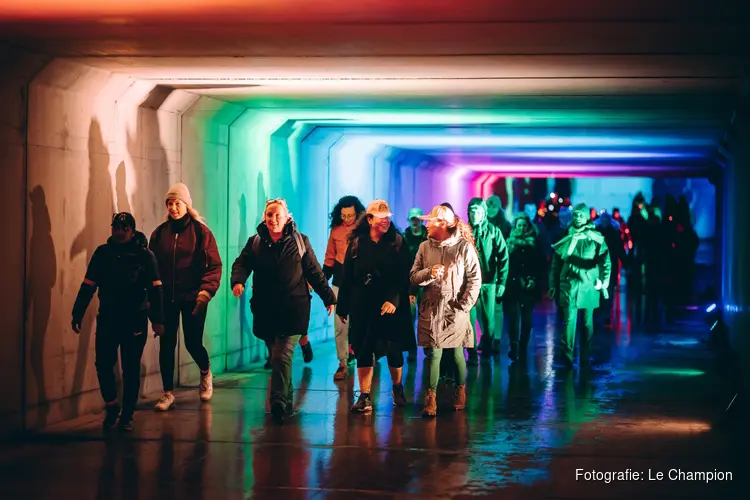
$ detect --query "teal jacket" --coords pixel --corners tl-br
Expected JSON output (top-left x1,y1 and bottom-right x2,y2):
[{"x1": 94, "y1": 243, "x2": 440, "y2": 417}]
[{"x1": 471, "y1": 221, "x2": 509, "y2": 292}]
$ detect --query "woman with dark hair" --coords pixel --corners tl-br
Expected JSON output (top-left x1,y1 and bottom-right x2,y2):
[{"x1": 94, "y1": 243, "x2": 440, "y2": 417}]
[
  {"x1": 504, "y1": 213, "x2": 545, "y2": 362},
  {"x1": 323, "y1": 195, "x2": 366, "y2": 381},
  {"x1": 410, "y1": 204, "x2": 481, "y2": 417},
  {"x1": 336, "y1": 199, "x2": 415, "y2": 413}
]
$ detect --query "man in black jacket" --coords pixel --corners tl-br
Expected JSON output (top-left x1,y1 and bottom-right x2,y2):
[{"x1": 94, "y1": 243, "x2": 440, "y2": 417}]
[{"x1": 71, "y1": 212, "x2": 164, "y2": 431}]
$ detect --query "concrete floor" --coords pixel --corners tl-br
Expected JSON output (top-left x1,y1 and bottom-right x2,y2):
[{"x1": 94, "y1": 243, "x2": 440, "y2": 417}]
[{"x1": 0, "y1": 299, "x2": 745, "y2": 499}]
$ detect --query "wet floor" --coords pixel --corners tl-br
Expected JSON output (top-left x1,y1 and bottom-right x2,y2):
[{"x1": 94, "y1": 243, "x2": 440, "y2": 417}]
[{"x1": 0, "y1": 298, "x2": 745, "y2": 499}]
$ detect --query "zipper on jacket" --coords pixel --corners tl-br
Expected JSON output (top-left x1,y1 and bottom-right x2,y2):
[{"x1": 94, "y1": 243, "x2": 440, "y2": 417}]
[{"x1": 172, "y1": 233, "x2": 178, "y2": 303}]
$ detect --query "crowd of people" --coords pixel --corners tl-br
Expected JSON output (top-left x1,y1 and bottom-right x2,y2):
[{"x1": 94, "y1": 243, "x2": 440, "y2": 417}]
[{"x1": 71, "y1": 183, "x2": 699, "y2": 429}]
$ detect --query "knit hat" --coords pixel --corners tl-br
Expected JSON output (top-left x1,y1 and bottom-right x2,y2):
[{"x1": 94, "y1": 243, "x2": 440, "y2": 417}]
[
  {"x1": 366, "y1": 199, "x2": 393, "y2": 218},
  {"x1": 407, "y1": 207, "x2": 423, "y2": 220},
  {"x1": 165, "y1": 183, "x2": 192, "y2": 207},
  {"x1": 420, "y1": 204, "x2": 457, "y2": 227},
  {"x1": 572, "y1": 203, "x2": 590, "y2": 220}
]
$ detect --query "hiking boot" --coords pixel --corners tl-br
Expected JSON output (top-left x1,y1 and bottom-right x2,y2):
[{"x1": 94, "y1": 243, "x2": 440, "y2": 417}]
[
  {"x1": 392, "y1": 384, "x2": 407, "y2": 407},
  {"x1": 199, "y1": 370, "x2": 213, "y2": 402},
  {"x1": 351, "y1": 393, "x2": 373, "y2": 413},
  {"x1": 154, "y1": 392, "x2": 175, "y2": 411},
  {"x1": 422, "y1": 390, "x2": 437, "y2": 418},
  {"x1": 333, "y1": 364, "x2": 348, "y2": 381},
  {"x1": 453, "y1": 384, "x2": 467, "y2": 411},
  {"x1": 301, "y1": 342, "x2": 313, "y2": 363}
]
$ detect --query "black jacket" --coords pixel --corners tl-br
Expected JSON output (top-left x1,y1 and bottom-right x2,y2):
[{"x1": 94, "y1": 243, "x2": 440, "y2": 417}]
[
  {"x1": 403, "y1": 225, "x2": 428, "y2": 263},
  {"x1": 149, "y1": 214, "x2": 223, "y2": 303},
  {"x1": 505, "y1": 237, "x2": 546, "y2": 302},
  {"x1": 231, "y1": 221, "x2": 336, "y2": 340},
  {"x1": 336, "y1": 227, "x2": 416, "y2": 353},
  {"x1": 72, "y1": 231, "x2": 164, "y2": 329}
]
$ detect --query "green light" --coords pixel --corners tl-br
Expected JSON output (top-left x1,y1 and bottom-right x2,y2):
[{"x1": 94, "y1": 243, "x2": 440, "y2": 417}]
[{"x1": 636, "y1": 367, "x2": 705, "y2": 377}]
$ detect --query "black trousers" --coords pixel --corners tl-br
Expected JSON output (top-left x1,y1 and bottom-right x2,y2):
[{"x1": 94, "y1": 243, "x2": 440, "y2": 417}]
[
  {"x1": 505, "y1": 298, "x2": 535, "y2": 352},
  {"x1": 160, "y1": 300, "x2": 211, "y2": 391},
  {"x1": 95, "y1": 317, "x2": 148, "y2": 418}
]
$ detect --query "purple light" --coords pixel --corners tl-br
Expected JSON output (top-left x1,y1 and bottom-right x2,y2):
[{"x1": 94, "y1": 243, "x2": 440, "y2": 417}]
[{"x1": 460, "y1": 164, "x2": 711, "y2": 178}]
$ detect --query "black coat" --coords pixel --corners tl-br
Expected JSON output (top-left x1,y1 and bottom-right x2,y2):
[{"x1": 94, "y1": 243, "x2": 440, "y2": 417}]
[
  {"x1": 231, "y1": 221, "x2": 336, "y2": 340},
  {"x1": 505, "y1": 237, "x2": 546, "y2": 303},
  {"x1": 336, "y1": 227, "x2": 416, "y2": 354}
]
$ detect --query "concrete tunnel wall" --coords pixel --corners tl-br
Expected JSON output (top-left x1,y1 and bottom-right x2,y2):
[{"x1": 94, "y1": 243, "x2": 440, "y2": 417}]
[{"x1": 3, "y1": 49, "x2": 746, "y2": 436}]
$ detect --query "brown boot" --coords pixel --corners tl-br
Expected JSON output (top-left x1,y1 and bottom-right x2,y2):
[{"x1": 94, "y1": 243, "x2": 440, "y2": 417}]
[
  {"x1": 422, "y1": 390, "x2": 437, "y2": 418},
  {"x1": 453, "y1": 384, "x2": 466, "y2": 411}
]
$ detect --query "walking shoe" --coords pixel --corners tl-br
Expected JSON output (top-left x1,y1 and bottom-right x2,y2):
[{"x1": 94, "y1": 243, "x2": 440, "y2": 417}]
[
  {"x1": 102, "y1": 403, "x2": 120, "y2": 430},
  {"x1": 351, "y1": 393, "x2": 373, "y2": 413},
  {"x1": 422, "y1": 390, "x2": 437, "y2": 418},
  {"x1": 118, "y1": 416, "x2": 134, "y2": 432},
  {"x1": 199, "y1": 370, "x2": 213, "y2": 402},
  {"x1": 453, "y1": 384, "x2": 467, "y2": 411},
  {"x1": 333, "y1": 365, "x2": 348, "y2": 381},
  {"x1": 392, "y1": 384, "x2": 407, "y2": 407},
  {"x1": 154, "y1": 392, "x2": 175, "y2": 411},
  {"x1": 301, "y1": 342, "x2": 313, "y2": 363}
]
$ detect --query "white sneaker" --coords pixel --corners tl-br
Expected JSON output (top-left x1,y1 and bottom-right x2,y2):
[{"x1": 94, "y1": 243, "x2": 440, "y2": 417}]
[
  {"x1": 199, "y1": 371, "x2": 213, "y2": 402},
  {"x1": 154, "y1": 392, "x2": 175, "y2": 411}
]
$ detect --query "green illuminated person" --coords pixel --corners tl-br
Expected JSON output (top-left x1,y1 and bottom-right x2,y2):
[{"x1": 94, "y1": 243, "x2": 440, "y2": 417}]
[
  {"x1": 549, "y1": 203, "x2": 611, "y2": 368},
  {"x1": 467, "y1": 197, "x2": 509, "y2": 362}
]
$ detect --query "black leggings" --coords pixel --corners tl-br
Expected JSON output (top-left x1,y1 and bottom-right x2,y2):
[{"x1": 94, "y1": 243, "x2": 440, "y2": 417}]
[
  {"x1": 160, "y1": 300, "x2": 211, "y2": 391},
  {"x1": 356, "y1": 340, "x2": 404, "y2": 368},
  {"x1": 95, "y1": 318, "x2": 148, "y2": 418}
]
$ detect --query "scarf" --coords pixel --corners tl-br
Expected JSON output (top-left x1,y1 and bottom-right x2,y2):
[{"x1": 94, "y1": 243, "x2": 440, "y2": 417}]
[
  {"x1": 551, "y1": 223, "x2": 603, "y2": 257},
  {"x1": 507, "y1": 228, "x2": 536, "y2": 253}
]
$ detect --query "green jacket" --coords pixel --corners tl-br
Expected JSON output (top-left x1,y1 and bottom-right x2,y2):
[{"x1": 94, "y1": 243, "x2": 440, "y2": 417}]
[
  {"x1": 471, "y1": 221, "x2": 509, "y2": 292},
  {"x1": 550, "y1": 224, "x2": 611, "y2": 309}
]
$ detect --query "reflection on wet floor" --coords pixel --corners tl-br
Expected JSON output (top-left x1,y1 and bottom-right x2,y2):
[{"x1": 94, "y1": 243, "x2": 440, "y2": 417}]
[{"x1": 0, "y1": 298, "x2": 744, "y2": 499}]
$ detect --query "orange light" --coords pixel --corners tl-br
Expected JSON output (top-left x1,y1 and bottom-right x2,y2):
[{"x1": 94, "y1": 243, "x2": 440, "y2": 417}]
[{"x1": 628, "y1": 241, "x2": 633, "y2": 249}]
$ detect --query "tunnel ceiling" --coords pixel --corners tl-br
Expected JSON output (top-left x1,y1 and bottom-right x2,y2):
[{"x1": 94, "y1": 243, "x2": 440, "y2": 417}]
[{"x1": 2, "y1": 0, "x2": 746, "y2": 177}]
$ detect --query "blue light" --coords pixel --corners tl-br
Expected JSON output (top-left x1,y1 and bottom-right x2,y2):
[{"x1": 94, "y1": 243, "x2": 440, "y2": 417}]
[{"x1": 706, "y1": 303, "x2": 716, "y2": 313}]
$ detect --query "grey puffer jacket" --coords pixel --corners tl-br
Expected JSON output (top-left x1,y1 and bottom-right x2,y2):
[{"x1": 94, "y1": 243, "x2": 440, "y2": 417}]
[{"x1": 409, "y1": 234, "x2": 482, "y2": 348}]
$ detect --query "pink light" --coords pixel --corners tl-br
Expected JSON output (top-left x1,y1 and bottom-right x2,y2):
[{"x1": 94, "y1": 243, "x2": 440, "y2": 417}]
[
  {"x1": 460, "y1": 164, "x2": 710, "y2": 178},
  {"x1": 472, "y1": 173, "x2": 491, "y2": 198}
]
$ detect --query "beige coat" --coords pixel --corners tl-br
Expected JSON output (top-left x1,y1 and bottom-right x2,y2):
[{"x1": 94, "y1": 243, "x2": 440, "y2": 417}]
[{"x1": 410, "y1": 234, "x2": 482, "y2": 348}]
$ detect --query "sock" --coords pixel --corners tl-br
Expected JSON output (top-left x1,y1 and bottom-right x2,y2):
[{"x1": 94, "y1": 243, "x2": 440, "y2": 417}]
[{"x1": 299, "y1": 336, "x2": 309, "y2": 346}]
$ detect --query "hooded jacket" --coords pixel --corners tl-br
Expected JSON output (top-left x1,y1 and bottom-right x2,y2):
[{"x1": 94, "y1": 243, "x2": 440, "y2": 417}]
[
  {"x1": 72, "y1": 231, "x2": 164, "y2": 329},
  {"x1": 149, "y1": 214, "x2": 222, "y2": 304},
  {"x1": 471, "y1": 219, "x2": 509, "y2": 291},
  {"x1": 231, "y1": 220, "x2": 336, "y2": 340},
  {"x1": 410, "y1": 234, "x2": 482, "y2": 348},
  {"x1": 550, "y1": 223, "x2": 612, "y2": 309}
]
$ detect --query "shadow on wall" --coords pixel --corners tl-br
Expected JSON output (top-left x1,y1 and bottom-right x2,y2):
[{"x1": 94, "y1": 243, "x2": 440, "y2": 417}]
[
  {"x1": 69, "y1": 119, "x2": 114, "y2": 413},
  {"x1": 27, "y1": 186, "x2": 57, "y2": 429},
  {"x1": 237, "y1": 193, "x2": 251, "y2": 366},
  {"x1": 127, "y1": 91, "x2": 171, "y2": 395},
  {"x1": 244, "y1": 172, "x2": 268, "y2": 364}
]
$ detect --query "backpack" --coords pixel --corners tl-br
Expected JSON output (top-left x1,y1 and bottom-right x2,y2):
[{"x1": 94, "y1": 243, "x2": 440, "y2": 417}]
[{"x1": 251, "y1": 230, "x2": 306, "y2": 259}]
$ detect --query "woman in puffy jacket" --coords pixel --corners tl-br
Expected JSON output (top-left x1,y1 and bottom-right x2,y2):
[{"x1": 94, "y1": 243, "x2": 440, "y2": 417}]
[
  {"x1": 149, "y1": 183, "x2": 222, "y2": 411},
  {"x1": 504, "y1": 213, "x2": 546, "y2": 363},
  {"x1": 231, "y1": 198, "x2": 336, "y2": 422},
  {"x1": 410, "y1": 204, "x2": 481, "y2": 417}
]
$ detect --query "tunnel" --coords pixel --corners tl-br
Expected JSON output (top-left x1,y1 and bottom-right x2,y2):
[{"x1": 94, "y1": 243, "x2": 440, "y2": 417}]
[{"x1": 0, "y1": 1, "x2": 748, "y2": 497}]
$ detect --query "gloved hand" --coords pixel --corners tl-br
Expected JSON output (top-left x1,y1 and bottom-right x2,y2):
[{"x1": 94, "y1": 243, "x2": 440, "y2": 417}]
[
  {"x1": 192, "y1": 292, "x2": 210, "y2": 316},
  {"x1": 495, "y1": 285, "x2": 505, "y2": 303},
  {"x1": 72, "y1": 318, "x2": 82, "y2": 334}
]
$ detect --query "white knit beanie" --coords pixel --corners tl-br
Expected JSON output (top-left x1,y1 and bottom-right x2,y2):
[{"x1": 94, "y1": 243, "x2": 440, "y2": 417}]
[{"x1": 165, "y1": 183, "x2": 192, "y2": 207}]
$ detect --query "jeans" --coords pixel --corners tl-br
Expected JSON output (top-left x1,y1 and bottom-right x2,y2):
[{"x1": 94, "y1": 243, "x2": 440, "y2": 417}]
[
  {"x1": 160, "y1": 300, "x2": 211, "y2": 391},
  {"x1": 270, "y1": 335, "x2": 301, "y2": 410},
  {"x1": 470, "y1": 284, "x2": 500, "y2": 347},
  {"x1": 95, "y1": 317, "x2": 148, "y2": 418},
  {"x1": 425, "y1": 347, "x2": 467, "y2": 392},
  {"x1": 560, "y1": 307, "x2": 594, "y2": 363},
  {"x1": 505, "y1": 298, "x2": 535, "y2": 353},
  {"x1": 331, "y1": 285, "x2": 349, "y2": 362}
]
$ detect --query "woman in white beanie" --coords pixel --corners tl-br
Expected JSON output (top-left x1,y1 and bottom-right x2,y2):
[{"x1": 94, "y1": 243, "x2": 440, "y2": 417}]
[{"x1": 149, "y1": 182, "x2": 223, "y2": 411}]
